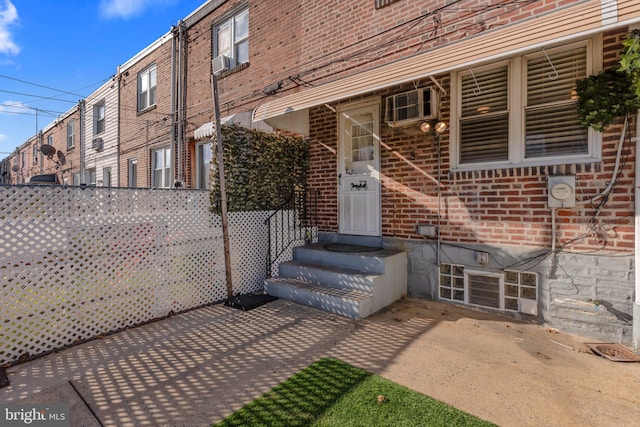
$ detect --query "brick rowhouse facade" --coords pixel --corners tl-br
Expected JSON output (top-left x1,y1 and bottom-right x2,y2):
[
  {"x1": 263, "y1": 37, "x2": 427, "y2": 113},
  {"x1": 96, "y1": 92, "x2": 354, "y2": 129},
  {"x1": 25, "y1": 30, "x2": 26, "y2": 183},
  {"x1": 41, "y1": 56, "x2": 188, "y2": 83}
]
[
  {"x1": 183, "y1": 1, "x2": 303, "y2": 135},
  {"x1": 248, "y1": 0, "x2": 637, "y2": 343},
  {"x1": 118, "y1": 33, "x2": 175, "y2": 189},
  {"x1": 2, "y1": 0, "x2": 637, "y2": 344},
  {"x1": 40, "y1": 106, "x2": 81, "y2": 185},
  {"x1": 171, "y1": 0, "x2": 637, "y2": 343}
]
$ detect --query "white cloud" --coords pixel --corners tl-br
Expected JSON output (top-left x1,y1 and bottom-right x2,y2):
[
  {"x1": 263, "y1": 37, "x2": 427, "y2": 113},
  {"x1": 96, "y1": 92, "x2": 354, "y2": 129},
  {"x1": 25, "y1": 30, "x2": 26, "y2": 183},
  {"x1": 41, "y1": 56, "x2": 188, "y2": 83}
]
[
  {"x1": 99, "y1": 0, "x2": 177, "y2": 20},
  {"x1": 0, "y1": 133, "x2": 7, "y2": 142},
  {"x1": 0, "y1": 0, "x2": 19, "y2": 55},
  {"x1": 0, "y1": 100, "x2": 28, "y2": 115}
]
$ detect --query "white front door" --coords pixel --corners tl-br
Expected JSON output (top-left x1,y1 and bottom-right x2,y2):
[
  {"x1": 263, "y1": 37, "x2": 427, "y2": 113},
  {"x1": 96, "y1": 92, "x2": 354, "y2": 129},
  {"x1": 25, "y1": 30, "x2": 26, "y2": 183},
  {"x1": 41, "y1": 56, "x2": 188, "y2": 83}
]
[{"x1": 338, "y1": 100, "x2": 381, "y2": 236}]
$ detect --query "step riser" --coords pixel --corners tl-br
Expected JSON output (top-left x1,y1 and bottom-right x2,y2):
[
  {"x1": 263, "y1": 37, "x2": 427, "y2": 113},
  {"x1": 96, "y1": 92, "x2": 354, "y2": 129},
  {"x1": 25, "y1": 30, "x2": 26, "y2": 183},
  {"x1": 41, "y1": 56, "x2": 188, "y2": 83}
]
[
  {"x1": 265, "y1": 281, "x2": 369, "y2": 319},
  {"x1": 278, "y1": 263, "x2": 376, "y2": 293},
  {"x1": 292, "y1": 246, "x2": 386, "y2": 274},
  {"x1": 318, "y1": 233, "x2": 383, "y2": 248}
]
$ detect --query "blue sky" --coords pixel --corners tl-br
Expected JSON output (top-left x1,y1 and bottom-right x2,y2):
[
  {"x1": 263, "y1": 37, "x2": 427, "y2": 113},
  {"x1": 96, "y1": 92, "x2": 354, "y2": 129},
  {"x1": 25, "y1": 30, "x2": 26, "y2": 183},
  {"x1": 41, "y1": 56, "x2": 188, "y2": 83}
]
[{"x1": 0, "y1": 0, "x2": 205, "y2": 158}]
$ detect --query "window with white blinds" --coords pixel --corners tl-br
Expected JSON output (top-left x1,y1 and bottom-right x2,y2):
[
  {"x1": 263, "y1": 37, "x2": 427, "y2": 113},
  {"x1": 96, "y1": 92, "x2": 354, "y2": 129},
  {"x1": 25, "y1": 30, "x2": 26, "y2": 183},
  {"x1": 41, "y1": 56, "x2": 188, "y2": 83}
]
[
  {"x1": 459, "y1": 64, "x2": 509, "y2": 163},
  {"x1": 453, "y1": 38, "x2": 598, "y2": 169},
  {"x1": 525, "y1": 46, "x2": 588, "y2": 158}
]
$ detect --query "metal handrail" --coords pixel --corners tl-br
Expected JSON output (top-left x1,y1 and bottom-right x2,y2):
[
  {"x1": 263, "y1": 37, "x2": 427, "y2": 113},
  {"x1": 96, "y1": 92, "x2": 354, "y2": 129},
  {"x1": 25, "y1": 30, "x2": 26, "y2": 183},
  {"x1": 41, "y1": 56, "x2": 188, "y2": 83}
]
[{"x1": 266, "y1": 188, "x2": 318, "y2": 277}]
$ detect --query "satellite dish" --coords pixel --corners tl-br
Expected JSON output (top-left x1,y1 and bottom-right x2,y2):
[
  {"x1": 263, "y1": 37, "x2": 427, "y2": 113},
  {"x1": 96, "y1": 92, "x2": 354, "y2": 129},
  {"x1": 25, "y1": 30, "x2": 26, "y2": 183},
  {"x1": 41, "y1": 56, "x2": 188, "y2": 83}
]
[
  {"x1": 40, "y1": 144, "x2": 56, "y2": 157},
  {"x1": 57, "y1": 150, "x2": 67, "y2": 166},
  {"x1": 12, "y1": 164, "x2": 19, "y2": 172}
]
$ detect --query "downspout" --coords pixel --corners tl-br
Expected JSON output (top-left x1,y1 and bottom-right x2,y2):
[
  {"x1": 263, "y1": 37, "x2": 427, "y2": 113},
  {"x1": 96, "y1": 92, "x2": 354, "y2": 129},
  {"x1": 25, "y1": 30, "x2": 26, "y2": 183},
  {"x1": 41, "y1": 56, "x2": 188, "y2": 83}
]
[
  {"x1": 180, "y1": 21, "x2": 188, "y2": 185},
  {"x1": 632, "y1": 23, "x2": 640, "y2": 353},
  {"x1": 437, "y1": 134, "x2": 441, "y2": 267},
  {"x1": 170, "y1": 26, "x2": 177, "y2": 186},
  {"x1": 175, "y1": 21, "x2": 186, "y2": 186},
  {"x1": 79, "y1": 100, "x2": 86, "y2": 185},
  {"x1": 116, "y1": 67, "x2": 121, "y2": 186},
  {"x1": 634, "y1": 109, "x2": 640, "y2": 352}
]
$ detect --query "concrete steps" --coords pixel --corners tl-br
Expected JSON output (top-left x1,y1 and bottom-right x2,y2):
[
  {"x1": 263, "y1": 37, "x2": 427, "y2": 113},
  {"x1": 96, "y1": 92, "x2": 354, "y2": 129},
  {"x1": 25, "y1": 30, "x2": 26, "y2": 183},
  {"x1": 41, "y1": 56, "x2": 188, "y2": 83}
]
[{"x1": 264, "y1": 241, "x2": 406, "y2": 319}]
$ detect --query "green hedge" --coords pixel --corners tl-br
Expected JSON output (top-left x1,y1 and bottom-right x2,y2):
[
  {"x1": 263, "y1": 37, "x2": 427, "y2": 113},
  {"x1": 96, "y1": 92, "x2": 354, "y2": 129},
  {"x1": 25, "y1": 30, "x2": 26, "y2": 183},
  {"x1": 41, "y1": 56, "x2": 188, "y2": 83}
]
[{"x1": 210, "y1": 125, "x2": 308, "y2": 213}]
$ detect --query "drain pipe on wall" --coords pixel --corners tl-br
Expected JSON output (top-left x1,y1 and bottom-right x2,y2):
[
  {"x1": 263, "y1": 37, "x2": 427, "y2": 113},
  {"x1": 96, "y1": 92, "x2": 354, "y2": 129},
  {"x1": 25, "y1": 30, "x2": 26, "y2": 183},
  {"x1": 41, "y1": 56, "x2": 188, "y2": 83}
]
[
  {"x1": 633, "y1": 23, "x2": 640, "y2": 354},
  {"x1": 634, "y1": 109, "x2": 640, "y2": 352}
]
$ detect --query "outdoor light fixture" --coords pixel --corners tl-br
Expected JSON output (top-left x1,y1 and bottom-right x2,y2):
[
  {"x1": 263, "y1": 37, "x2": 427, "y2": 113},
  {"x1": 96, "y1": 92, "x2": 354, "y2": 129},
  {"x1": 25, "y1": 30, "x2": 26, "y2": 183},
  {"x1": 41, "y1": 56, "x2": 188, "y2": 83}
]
[
  {"x1": 434, "y1": 121, "x2": 447, "y2": 134},
  {"x1": 420, "y1": 120, "x2": 448, "y2": 135}
]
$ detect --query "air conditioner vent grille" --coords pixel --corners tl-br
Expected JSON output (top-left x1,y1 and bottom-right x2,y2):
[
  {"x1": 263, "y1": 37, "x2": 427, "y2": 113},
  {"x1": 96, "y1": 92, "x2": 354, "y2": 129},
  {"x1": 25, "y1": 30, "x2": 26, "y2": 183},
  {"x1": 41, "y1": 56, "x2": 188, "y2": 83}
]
[
  {"x1": 385, "y1": 88, "x2": 438, "y2": 127},
  {"x1": 212, "y1": 55, "x2": 231, "y2": 75}
]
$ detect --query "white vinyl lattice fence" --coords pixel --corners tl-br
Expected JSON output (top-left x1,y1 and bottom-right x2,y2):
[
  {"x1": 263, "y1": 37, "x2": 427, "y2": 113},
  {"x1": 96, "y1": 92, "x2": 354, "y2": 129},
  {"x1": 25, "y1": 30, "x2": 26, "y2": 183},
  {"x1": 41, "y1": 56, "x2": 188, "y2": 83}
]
[{"x1": 0, "y1": 185, "x2": 269, "y2": 365}]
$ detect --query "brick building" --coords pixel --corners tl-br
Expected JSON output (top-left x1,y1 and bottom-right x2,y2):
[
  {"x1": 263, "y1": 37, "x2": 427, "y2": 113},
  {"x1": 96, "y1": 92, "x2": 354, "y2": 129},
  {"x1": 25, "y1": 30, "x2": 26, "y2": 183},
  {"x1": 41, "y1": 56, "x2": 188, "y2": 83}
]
[
  {"x1": 40, "y1": 105, "x2": 81, "y2": 185},
  {"x1": 2, "y1": 0, "x2": 640, "y2": 346},
  {"x1": 250, "y1": 0, "x2": 640, "y2": 345},
  {"x1": 117, "y1": 32, "x2": 175, "y2": 189}
]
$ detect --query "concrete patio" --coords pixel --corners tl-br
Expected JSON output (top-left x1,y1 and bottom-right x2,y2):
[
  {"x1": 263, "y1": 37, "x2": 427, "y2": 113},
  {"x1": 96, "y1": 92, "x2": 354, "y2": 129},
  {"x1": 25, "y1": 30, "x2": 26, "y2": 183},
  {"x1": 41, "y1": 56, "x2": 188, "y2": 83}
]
[{"x1": 1, "y1": 297, "x2": 638, "y2": 427}]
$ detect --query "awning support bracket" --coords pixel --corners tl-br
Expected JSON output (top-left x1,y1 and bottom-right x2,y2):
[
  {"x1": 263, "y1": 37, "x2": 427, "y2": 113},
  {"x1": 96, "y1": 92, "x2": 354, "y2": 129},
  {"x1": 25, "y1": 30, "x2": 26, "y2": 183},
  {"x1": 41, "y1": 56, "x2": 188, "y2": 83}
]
[
  {"x1": 468, "y1": 67, "x2": 481, "y2": 95},
  {"x1": 542, "y1": 46, "x2": 559, "y2": 80},
  {"x1": 429, "y1": 75, "x2": 447, "y2": 96}
]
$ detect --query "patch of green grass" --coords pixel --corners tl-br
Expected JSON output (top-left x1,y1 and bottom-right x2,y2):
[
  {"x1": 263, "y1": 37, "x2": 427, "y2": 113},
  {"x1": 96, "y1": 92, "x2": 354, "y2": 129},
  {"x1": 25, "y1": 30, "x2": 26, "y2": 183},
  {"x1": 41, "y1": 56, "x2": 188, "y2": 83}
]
[{"x1": 213, "y1": 358, "x2": 495, "y2": 427}]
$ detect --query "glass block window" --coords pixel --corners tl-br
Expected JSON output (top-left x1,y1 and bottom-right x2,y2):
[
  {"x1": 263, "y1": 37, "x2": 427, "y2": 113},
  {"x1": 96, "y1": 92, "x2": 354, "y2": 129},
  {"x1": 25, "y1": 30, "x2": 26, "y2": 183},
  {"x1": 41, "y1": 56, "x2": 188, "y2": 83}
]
[
  {"x1": 440, "y1": 264, "x2": 537, "y2": 313},
  {"x1": 439, "y1": 264, "x2": 465, "y2": 302},
  {"x1": 504, "y1": 270, "x2": 538, "y2": 311}
]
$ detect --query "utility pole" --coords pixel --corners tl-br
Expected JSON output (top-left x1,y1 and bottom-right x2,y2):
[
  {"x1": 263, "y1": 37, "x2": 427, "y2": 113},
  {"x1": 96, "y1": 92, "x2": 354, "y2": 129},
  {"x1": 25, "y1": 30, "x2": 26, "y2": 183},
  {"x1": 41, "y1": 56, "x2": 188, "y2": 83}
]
[{"x1": 211, "y1": 69, "x2": 233, "y2": 299}]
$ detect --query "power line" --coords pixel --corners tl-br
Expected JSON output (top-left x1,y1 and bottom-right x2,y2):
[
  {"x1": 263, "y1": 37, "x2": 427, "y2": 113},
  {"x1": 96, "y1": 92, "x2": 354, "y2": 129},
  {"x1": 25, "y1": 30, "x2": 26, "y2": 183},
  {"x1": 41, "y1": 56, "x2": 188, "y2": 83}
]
[
  {"x1": 0, "y1": 88, "x2": 78, "y2": 103},
  {"x1": 0, "y1": 73, "x2": 86, "y2": 98}
]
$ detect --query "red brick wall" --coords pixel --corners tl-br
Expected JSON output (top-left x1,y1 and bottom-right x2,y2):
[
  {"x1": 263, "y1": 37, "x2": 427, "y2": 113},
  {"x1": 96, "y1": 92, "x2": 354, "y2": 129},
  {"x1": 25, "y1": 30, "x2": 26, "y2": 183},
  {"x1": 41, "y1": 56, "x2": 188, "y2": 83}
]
[
  {"x1": 118, "y1": 39, "x2": 174, "y2": 188},
  {"x1": 41, "y1": 108, "x2": 81, "y2": 184},
  {"x1": 291, "y1": 0, "x2": 578, "y2": 89},
  {"x1": 306, "y1": 27, "x2": 635, "y2": 254},
  {"x1": 184, "y1": 0, "x2": 303, "y2": 127}
]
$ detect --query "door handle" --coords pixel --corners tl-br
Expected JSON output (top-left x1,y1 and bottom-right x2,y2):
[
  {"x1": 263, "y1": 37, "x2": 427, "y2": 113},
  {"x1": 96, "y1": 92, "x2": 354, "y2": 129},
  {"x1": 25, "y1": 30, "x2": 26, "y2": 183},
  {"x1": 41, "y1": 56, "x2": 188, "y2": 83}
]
[{"x1": 338, "y1": 173, "x2": 342, "y2": 185}]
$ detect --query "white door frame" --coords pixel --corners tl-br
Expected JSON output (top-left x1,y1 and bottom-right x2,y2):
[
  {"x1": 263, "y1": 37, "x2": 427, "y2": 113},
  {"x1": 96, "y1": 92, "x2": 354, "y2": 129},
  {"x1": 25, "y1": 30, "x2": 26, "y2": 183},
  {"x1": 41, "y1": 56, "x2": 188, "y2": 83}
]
[{"x1": 337, "y1": 98, "x2": 382, "y2": 236}]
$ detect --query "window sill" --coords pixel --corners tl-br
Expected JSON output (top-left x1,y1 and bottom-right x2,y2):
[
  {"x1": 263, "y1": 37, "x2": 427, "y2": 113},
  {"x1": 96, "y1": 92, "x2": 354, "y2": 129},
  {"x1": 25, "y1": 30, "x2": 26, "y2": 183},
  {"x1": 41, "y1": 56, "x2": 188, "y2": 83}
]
[
  {"x1": 216, "y1": 61, "x2": 250, "y2": 78},
  {"x1": 137, "y1": 104, "x2": 157, "y2": 116},
  {"x1": 449, "y1": 158, "x2": 602, "y2": 180},
  {"x1": 451, "y1": 155, "x2": 601, "y2": 172}
]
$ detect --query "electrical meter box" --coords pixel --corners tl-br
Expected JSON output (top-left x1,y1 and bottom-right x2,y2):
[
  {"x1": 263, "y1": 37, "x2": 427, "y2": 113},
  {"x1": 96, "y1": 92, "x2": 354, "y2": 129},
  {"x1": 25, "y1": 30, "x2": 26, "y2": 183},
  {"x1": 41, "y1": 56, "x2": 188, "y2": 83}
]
[{"x1": 547, "y1": 175, "x2": 576, "y2": 208}]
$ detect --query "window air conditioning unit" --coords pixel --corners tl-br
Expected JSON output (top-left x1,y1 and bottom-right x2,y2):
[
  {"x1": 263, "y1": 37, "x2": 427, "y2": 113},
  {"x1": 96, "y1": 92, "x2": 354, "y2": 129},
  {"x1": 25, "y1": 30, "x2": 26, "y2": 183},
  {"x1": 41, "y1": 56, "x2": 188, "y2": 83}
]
[
  {"x1": 385, "y1": 88, "x2": 438, "y2": 127},
  {"x1": 212, "y1": 55, "x2": 230, "y2": 75},
  {"x1": 92, "y1": 138, "x2": 103, "y2": 151}
]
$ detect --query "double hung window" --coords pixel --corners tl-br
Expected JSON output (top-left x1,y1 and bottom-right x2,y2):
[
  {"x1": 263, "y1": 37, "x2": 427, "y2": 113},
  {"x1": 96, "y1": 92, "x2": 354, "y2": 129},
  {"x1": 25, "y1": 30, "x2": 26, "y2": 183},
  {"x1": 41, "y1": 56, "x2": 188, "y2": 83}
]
[
  {"x1": 452, "y1": 38, "x2": 600, "y2": 169},
  {"x1": 67, "y1": 121, "x2": 75, "y2": 149},
  {"x1": 214, "y1": 8, "x2": 249, "y2": 68},
  {"x1": 152, "y1": 147, "x2": 171, "y2": 188},
  {"x1": 138, "y1": 65, "x2": 157, "y2": 111},
  {"x1": 94, "y1": 102, "x2": 105, "y2": 135}
]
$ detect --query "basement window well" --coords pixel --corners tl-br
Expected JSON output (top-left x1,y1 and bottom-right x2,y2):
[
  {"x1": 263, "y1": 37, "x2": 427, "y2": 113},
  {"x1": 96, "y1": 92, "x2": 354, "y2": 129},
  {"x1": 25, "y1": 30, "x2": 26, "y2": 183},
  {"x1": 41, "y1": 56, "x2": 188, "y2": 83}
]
[{"x1": 439, "y1": 264, "x2": 537, "y2": 315}]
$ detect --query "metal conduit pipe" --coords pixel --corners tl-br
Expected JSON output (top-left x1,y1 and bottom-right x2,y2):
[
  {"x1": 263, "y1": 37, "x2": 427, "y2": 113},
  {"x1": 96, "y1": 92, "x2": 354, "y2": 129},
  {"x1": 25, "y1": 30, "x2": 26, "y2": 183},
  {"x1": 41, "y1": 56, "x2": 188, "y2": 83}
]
[
  {"x1": 176, "y1": 22, "x2": 184, "y2": 185},
  {"x1": 170, "y1": 25, "x2": 177, "y2": 185},
  {"x1": 634, "y1": 108, "x2": 640, "y2": 351}
]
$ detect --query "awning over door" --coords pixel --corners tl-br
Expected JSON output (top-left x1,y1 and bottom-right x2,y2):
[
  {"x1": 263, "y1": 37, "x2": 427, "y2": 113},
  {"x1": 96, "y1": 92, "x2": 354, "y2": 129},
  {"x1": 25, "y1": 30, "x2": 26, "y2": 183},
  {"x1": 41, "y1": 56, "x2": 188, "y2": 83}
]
[
  {"x1": 253, "y1": 0, "x2": 640, "y2": 129},
  {"x1": 194, "y1": 121, "x2": 215, "y2": 140}
]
